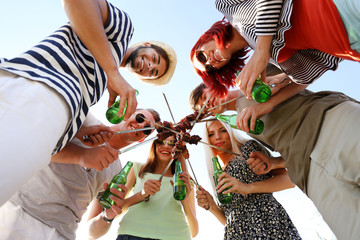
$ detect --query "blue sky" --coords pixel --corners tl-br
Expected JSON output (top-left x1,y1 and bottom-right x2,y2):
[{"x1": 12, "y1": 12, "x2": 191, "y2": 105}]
[{"x1": 1, "y1": 0, "x2": 358, "y2": 239}]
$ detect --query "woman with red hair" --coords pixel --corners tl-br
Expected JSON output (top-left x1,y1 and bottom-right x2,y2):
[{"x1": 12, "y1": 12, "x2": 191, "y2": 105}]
[{"x1": 191, "y1": 0, "x2": 360, "y2": 100}]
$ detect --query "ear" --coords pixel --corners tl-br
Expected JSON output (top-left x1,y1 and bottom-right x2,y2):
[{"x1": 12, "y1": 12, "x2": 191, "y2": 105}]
[{"x1": 225, "y1": 43, "x2": 230, "y2": 49}]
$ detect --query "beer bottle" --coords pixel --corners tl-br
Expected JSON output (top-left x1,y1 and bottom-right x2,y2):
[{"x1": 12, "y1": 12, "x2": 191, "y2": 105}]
[
  {"x1": 106, "y1": 90, "x2": 139, "y2": 124},
  {"x1": 215, "y1": 114, "x2": 264, "y2": 135},
  {"x1": 237, "y1": 71, "x2": 271, "y2": 103},
  {"x1": 173, "y1": 160, "x2": 187, "y2": 201},
  {"x1": 212, "y1": 157, "x2": 232, "y2": 204},
  {"x1": 99, "y1": 161, "x2": 133, "y2": 209}
]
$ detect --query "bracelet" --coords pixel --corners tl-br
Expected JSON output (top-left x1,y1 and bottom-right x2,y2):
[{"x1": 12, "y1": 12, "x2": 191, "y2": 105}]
[{"x1": 101, "y1": 210, "x2": 114, "y2": 223}]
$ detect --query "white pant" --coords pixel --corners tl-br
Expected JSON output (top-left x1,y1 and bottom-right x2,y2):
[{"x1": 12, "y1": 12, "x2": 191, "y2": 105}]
[
  {"x1": 308, "y1": 101, "x2": 360, "y2": 240},
  {"x1": 0, "y1": 201, "x2": 67, "y2": 240},
  {"x1": 0, "y1": 70, "x2": 70, "y2": 206}
]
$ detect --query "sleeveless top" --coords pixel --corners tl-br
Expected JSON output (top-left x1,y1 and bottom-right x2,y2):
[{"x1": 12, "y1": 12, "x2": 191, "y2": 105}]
[{"x1": 118, "y1": 162, "x2": 192, "y2": 240}]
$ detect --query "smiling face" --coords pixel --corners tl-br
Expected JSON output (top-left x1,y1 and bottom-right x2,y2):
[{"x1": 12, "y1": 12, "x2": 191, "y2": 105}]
[
  {"x1": 117, "y1": 109, "x2": 155, "y2": 142},
  {"x1": 207, "y1": 121, "x2": 232, "y2": 155},
  {"x1": 192, "y1": 39, "x2": 232, "y2": 73},
  {"x1": 127, "y1": 46, "x2": 167, "y2": 80},
  {"x1": 155, "y1": 136, "x2": 176, "y2": 162}
]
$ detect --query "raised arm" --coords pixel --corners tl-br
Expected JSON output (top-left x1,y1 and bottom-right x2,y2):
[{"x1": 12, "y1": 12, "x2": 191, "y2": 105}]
[
  {"x1": 237, "y1": 0, "x2": 284, "y2": 98},
  {"x1": 62, "y1": 0, "x2": 137, "y2": 120}
]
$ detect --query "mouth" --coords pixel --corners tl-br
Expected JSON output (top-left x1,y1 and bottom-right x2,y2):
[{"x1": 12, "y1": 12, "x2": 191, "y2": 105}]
[
  {"x1": 215, "y1": 142, "x2": 224, "y2": 147},
  {"x1": 159, "y1": 150, "x2": 171, "y2": 155},
  {"x1": 139, "y1": 57, "x2": 146, "y2": 73}
]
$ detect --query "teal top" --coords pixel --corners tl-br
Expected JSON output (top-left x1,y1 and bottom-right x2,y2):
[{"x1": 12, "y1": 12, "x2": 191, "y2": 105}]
[{"x1": 117, "y1": 162, "x2": 191, "y2": 240}]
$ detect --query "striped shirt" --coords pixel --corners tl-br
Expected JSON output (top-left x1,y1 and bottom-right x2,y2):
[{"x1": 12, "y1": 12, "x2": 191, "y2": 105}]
[
  {"x1": 215, "y1": 0, "x2": 342, "y2": 84},
  {"x1": 0, "y1": 2, "x2": 134, "y2": 154}
]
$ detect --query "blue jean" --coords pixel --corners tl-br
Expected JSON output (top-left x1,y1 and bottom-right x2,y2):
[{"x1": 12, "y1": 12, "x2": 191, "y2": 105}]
[{"x1": 116, "y1": 235, "x2": 160, "y2": 240}]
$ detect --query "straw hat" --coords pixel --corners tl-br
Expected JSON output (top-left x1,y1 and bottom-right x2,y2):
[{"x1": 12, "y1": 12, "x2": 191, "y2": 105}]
[{"x1": 129, "y1": 41, "x2": 177, "y2": 86}]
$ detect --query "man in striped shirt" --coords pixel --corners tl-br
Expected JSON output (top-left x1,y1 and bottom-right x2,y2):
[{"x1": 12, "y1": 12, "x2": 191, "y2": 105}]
[{"x1": 0, "y1": 0, "x2": 176, "y2": 207}]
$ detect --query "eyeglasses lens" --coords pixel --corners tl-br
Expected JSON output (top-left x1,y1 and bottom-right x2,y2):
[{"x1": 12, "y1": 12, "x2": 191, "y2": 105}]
[
  {"x1": 205, "y1": 64, "x2": 217, "y2": 74},
  {"x1": 196, "y1": 51, "x2": 207, "y2": 63},
  {"x1": 143, "y1": 124, "x2": 152, "y2": 136},
  {"x1": 135, "y1": 113, "x2": 145, "y2": 123}
]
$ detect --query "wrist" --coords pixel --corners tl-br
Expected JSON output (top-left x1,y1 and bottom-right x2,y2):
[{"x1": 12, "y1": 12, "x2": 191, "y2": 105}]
[{"x1": 101, "y1": 209, "x2": 114, "y2": 223}]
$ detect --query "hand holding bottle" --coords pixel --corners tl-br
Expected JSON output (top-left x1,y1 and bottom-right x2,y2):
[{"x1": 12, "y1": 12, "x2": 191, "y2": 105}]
[
  {"x1": 107, "y1": 72, "x2": 137, "y2": 122},
  {"x1": 217, "y1": 172, "x2": 251, "y2": 196},
  {"x1": 236, "y1": 103, "x2": 273, "y2": 133},
  {"x1": 101, "y1": 182, "x2": 127, "y2": 219}
]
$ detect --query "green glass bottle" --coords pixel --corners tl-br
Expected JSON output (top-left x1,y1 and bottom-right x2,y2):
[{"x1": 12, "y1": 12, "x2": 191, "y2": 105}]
[
  {"x1": 106, "y1": 90, "x2": 139, "y2": 124},
  {"x1": 212, "y1": 157, "x2": 232, "y2": 204},
  {"x1": 251, "y1": 77, "x2": 271, "y2": 103},
  {"x1": 237, "y1": 71, "x2": 271, "y2": 103},
  {"x1": 99, "y1": 161, "x2": 133, "y2": 209},
  {"x1": 215, "y1": 114, "x2": 264, "y2": 135},
  {"x1": 173, "y1": 160, "x2": 187, "y2": 201}
]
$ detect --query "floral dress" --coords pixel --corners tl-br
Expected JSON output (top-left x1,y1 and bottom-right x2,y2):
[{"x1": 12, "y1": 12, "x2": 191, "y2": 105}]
[{"x1": 220, "y1": 140, "x2": 301, "y2": 239}]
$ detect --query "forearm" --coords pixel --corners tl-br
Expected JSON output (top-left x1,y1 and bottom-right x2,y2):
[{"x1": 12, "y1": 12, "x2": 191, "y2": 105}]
[
  {"x1": 62, "y1": 0, "x2": 119, "y2": 75},
  {"x1": 248, "y1": 168, "x2": 294, "y2": 193},
  {"x1": 181, "y1": 190, "x2": 198, "y2": 237},
  {"x1": 208, "y1": 203, "x2": 227, "y2": 225},
  {"x1": 270, "y1": 156, "x2": 286, "y2": 169},
  {"x1": 121, "y1": 191, "x2": 147, "y2": 212},
  {"x1": 51, "y1": 142, "x2": 83, "y2": 164},
  {"x1": 87, "y1": 213, "x2": 112, "y2": 240},
  {"x1": 267, "y1": 81, "x2": 309, "y2": 108}
]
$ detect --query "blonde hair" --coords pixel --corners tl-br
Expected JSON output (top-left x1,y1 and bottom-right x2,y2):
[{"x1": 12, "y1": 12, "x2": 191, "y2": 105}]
[{"x1": 203, "y1": 120, "x2": 247, "y2": 195}]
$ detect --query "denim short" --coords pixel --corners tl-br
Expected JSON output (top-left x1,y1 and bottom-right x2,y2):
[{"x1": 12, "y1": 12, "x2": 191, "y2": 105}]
[{"x1": 116, "y1": 235, "x2": 160, "y2": 240}]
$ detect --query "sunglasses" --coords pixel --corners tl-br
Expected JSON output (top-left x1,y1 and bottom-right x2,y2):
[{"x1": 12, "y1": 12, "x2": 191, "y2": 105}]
[
  {"x1": 195, "y1": 50, "x2": 217, "y2": 74},
  {"x1": 157, "y1": 140, "x2": 176, "y2": 147},
  {"x1": 135, "y1": 113, "x2": 152, "y2": 135}
]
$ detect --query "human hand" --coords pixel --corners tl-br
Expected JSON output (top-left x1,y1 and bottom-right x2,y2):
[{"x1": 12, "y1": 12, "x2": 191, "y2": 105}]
[
  {"x1": 77, "y1": 124, "x2": 115, "y2": 147},
  {"x1": 102, "y1": 183, "x2": 127, "y2": 219},
  {"x1": 236, "y1": 103, "x2": 273, "y2": 132},
  {"x1": 107, "y1": 72, "x2": 138, "y2": 121},
  {"x1": 217, "y1": 172, "x2": 250, "y2": 196},
  {"x1": 142, "y1": 179, "x2": 161, "y2": 198},
  {"x1": 236, "y1": 36, "x2": 271, "y2": 99},
  {"x1": 196, "y1": 185, "x2": 215, "y2": 210},
  {"x1": 247, "y1": 151, "x2": 271, "y2": 175},
  {"x1": 79, "y1": 144, "x2": 119, "y2": 171},
  {"x1": 266, "y1": 74, "x2": 292, "y2": 96}
]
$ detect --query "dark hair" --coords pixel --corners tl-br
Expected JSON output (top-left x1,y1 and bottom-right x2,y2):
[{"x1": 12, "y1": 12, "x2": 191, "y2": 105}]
[
  {"x1": 189, "y1": 83, "x2": 207, "y2": 111},
  {"x1": 151, "y1": 44, "x2": 170, "y2": 77},
  {"x1": 190, "y1": 20, "x2": 249, "y2": 97},
  {"x1": 138, "y1": 138, "x2": 176, "y2": 178}
]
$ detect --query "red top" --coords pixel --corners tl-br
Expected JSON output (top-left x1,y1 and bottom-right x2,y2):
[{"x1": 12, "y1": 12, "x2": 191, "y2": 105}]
[{"x1": 278, "y1": 0, "x2": 360, "y2": 63}]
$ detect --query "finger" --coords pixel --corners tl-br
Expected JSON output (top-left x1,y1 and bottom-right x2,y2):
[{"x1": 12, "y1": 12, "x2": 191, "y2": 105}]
[
  {"x1": 118, "y1": 97, "x2": 127, "y2": 120},
  {"x1": 123, "y1": 92, "x2": 138, "y2": 121},
  {"x1": 108, "y1": 94, "x2": 117, "y2": 108}
]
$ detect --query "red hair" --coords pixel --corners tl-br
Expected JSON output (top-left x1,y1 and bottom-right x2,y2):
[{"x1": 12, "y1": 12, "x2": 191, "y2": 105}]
[{"x1": 190, "y1": 20, "x2": 249, "y2": 97}]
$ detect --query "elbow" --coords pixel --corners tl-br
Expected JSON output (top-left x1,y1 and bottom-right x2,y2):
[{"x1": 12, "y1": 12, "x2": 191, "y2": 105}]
[{"x1": 191, "y1": 223, "x2": 199, "y2": 238}]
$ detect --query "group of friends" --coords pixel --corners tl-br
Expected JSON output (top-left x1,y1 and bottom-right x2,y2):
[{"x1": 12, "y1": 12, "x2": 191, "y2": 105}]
[{"x1": 0, "y1": 0, "x2": 359, "y2": 239}]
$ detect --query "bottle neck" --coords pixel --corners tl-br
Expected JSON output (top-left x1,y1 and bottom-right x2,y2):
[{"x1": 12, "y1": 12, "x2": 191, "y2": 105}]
[{"x1": 121, "y1": 161, "x2": 133, "y2": 176}]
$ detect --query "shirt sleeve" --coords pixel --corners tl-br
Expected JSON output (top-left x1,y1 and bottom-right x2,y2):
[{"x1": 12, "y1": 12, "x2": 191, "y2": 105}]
[{"x1": 255, "y1": 0, "x2": 284, "y2": 36}]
